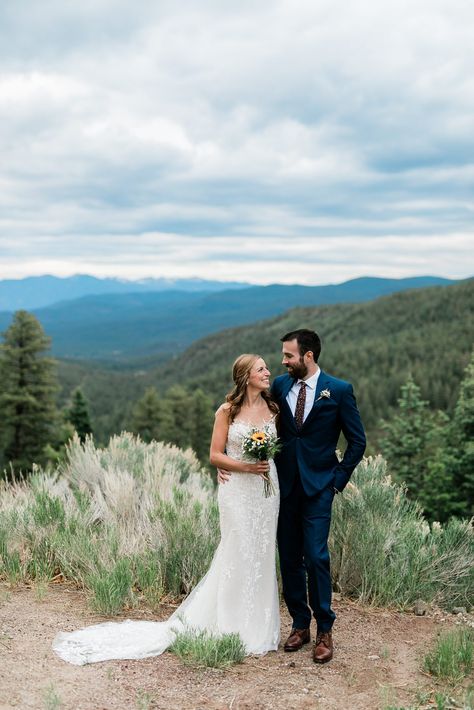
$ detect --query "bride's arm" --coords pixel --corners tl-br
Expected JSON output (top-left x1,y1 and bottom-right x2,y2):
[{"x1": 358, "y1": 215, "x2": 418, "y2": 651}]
[{"x1": 209, "y1": 406, "x2": 270, "y2": 477}]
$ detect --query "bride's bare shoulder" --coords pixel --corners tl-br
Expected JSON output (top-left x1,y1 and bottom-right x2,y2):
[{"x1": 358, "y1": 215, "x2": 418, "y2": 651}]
[{"x1": 215, "y1": 402, "x2": 231, "y2": 419}]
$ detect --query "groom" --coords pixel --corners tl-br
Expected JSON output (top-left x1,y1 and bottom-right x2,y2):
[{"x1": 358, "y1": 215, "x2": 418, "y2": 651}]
[{"x1": 271, "y1": 329, "x2": 366, "y2": 663}]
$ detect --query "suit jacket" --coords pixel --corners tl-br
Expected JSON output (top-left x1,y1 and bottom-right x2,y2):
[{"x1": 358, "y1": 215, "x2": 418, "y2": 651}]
[{"x1": 271, "y1": 371, "x2": 366, "y2": 499}]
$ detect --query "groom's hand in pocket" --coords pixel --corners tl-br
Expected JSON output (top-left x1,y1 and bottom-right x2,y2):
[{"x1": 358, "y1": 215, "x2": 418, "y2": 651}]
[{"x1": 217, "y1": 468, "x2": 232, "y2": 484}]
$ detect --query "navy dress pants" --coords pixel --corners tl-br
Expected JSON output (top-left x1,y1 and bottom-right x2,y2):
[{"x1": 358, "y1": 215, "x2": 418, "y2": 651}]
[{"x1": 277, "y1": 475, "x2": 336, "y2": 632}]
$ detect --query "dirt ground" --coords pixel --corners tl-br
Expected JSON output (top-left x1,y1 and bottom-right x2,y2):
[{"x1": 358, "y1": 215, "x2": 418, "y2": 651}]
[{"x1": 0, "y1": 581, "x2": 461, "y2": 710}]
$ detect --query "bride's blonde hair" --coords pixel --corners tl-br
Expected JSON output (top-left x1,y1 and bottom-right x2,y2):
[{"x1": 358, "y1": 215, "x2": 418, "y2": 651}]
[{"x1": 225, "y1": 353, "x2": 279, "y2": 423}]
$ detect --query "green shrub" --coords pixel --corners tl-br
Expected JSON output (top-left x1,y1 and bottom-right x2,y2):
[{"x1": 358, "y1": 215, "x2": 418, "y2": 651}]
[
  {"x1": 330, "y1": 456, "x2": 474, "y2": 609},
  {"x1": 155, "y1": 489, "x2": 219, "y2": 597},
  {"x1": 0, "y1": 433, "x2": 218, "y2": 612}
]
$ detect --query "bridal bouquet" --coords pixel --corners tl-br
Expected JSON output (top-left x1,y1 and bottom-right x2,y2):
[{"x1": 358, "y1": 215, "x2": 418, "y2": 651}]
[{"x1": 241, "y1": 427, "x2": 281, "y2": 497}]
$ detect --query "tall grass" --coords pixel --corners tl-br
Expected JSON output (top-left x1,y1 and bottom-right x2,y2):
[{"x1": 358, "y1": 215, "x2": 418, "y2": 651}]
[
  {"x1": 330, "y1": 456, "x2": 474, "y2": 609},
  {"x1": 1, "y1": 439, "x2": 473, "y2": 614},
  {"x1": 170, "y1": 626, "x2": 246, "y2": 668},
  {"x1": 87, "y1": 558, "x2": 134, "y2": 615},
  {"x1": 423, "y1": 627, "x2": 474, "y2": 684},
  {"x1": 42, "y1": 683, "x2": 62, "y2": 710}
]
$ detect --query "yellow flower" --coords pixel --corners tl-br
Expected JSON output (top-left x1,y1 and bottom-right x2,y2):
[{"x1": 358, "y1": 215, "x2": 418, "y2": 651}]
[{"x1": 251, "y1": 431, "x2": 266, "y2": 443}]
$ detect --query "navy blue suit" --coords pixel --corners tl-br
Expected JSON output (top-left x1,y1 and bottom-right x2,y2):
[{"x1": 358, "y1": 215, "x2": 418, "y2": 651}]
[{"x1": 271, "y1": 370, "x2": 366, "y2": 631}]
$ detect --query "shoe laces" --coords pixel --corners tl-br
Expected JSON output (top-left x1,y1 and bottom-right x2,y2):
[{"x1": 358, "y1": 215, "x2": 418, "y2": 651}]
[{"x1": 316, "y1": 632, "x2": 330, "y2": 647}]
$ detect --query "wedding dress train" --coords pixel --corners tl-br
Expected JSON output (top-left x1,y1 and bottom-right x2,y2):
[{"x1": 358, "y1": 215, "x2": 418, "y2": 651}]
[{"x1": 53, "y1": 420, "x2": 280, "y2": 664}]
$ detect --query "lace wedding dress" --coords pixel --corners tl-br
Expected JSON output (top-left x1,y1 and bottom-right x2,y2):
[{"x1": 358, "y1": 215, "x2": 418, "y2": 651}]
[{"x1": 53, "y1": 419, "x2": 280, "y2": 665}]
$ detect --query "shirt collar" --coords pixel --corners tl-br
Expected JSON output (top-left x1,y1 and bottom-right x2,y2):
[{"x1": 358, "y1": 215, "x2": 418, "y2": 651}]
[{"x1": 296, "y1": 367, "x2": 320, "y2": 391}]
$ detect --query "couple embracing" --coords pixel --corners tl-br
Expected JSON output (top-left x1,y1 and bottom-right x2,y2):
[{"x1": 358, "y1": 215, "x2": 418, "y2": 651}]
[{"x1": 53, "y1": 329, "x2": 366, "y2": 666}]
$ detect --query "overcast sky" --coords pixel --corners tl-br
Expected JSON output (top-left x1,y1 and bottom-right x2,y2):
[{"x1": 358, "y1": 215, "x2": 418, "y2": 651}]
[{"x1": 0, "y1": 0, "x2": 473, "y2": 284}]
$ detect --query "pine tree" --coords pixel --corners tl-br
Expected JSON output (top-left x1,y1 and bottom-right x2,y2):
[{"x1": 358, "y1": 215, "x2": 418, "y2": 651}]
[
  {"x1": 130, "y1": 386, "x2": 214, "y2": 465},
  {"x1": 130, "y1": 387, "x2": 173, "y2": 443},
  {"x1": 380, "y1": 377, "x2": 433, "y2": 491},
  {"x1": 190, "y1": 388, "x2": 214, "y2": 464},
  {"x1": 67, "y1": 388, "x2": 93, "y2": 442},
  {"x1": 164, "y1": 385, "x2": 195, "y2": 451},
  {"x1": 450, "y1": 351, "x2": 474, "y2": 516},
  {"x1": 419, "y1": 414, "x2": 461, "y2": 521},
  {"x1": 43, "y1": 416, "x2": 76, "y2": 466},
  {"x1": 379, "y1": 376, "x2": 457, "y2": 521},
  {"x1": 0, "y1": 311, "x2": 59, "y2": 475}
]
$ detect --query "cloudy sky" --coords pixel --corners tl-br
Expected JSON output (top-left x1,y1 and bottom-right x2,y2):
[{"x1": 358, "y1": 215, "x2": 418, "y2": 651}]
[{"x1": 0, "y1": 0, "x2": 473, "y2": 284}]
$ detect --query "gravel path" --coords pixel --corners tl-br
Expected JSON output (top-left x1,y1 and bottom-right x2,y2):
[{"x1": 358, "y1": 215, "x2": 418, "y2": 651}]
[{"x1": 0, "y1": 582, "x2": 447, "y2": 709}]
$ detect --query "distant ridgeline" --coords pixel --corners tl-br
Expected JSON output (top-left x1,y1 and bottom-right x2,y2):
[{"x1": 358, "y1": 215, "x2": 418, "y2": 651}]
[
  {"x1": 0, "y1": 275, "x2": 457, "y2": 362},
  {"x1": 0, "y1": 274, "x2": 249, "y2": 311},
  {"x1": 51, "y1": 278, "x2": 473, "y2": 447}
]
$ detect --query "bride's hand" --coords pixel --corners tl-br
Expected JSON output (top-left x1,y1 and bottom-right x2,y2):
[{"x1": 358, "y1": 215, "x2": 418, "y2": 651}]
[
  {"x1": 217, "y1": 468, "x2": 231, "y2": 484},
  {"x1": 249, "y1": 461, "x2": 270, "y2": 479}
]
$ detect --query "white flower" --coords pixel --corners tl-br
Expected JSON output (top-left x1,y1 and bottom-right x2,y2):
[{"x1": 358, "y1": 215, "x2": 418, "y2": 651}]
[{"x1": 317, "y1": 389, "x2": 331, "y2": 401}]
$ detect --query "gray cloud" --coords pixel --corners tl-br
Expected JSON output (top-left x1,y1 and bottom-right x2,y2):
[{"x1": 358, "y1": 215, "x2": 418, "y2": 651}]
[{"x1": 0, "y1": 0, "x2": 473, "y2": 283}]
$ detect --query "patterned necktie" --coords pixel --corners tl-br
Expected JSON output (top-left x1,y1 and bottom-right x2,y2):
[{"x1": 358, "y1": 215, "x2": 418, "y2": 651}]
[{"x1": 294, "y1": 381, "x2": 306, "y2": 429}]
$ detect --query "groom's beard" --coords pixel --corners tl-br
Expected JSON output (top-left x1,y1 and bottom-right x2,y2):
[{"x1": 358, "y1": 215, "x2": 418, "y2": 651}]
[{"x1": 286, "y1": 358, "x2": 308, "y2": 380}]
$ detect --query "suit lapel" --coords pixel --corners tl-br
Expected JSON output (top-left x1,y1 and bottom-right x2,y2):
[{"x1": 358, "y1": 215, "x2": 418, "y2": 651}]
[{"x1": 302, "y1": 370, "x2": 331, "y2": 429}]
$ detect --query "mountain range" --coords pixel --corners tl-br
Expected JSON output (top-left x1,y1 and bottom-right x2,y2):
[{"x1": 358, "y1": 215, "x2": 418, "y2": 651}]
[
  {"x1": 0, "y1": 275, "x2": 247, "y2": 311},
  {"x1": 0, "y1": 275, "x2": 457, "y2": 362}
]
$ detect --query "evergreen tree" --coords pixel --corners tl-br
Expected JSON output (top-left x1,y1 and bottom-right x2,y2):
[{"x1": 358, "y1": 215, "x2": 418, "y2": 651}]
[
  {"x1": 419, "y1": 414, "x2": 461, "y2": 521},
  {"x1": 450, "y1": 351, "x2": 474, "y2": 516},
  {"x1": 379, "y1": 377, "x2": 458, "y2": 521},
  {"x1": 164, "y1": 385, "x2": 195, "y2": 451},
  {"x1": 130, "y1": 385, "x2": 214, "y2": 465},
  {"x1": 43, "y1": 416, "x2": 76, "y2": 466},
  {"x1": 66, "y1": 388, "x2": 93, "y2": 442},
  {"x1": 0, "y1": 311, "x2": 58, "y2": 475},
  {"x1": 130, "y1": 387, "x2": 173, "y2": 443},
  {"x1": 190, "y1": 388, "x2": 215, "y2": 464},
  {"x1": 380, "y1": 377, "x2": 433, "y2": 491}
]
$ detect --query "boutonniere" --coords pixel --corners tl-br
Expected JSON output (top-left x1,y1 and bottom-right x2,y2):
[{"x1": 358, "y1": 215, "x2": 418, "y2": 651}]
[{"x1": 316, "y1": 389, "x2": 331, "y2": 402}]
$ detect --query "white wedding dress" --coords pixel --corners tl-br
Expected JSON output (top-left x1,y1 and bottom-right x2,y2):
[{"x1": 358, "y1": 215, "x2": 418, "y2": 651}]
[{"x1": 53, "y1": 420, "x2": 280, "y2": 665}]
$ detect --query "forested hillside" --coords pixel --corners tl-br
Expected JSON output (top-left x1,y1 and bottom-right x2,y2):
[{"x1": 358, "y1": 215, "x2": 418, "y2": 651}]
[
  {"x1": 54, "y1": 279, "x2": 473, "y2": 445},
  {"x1": 156, "y1": 278, "x2": 474, "y2": 437}
]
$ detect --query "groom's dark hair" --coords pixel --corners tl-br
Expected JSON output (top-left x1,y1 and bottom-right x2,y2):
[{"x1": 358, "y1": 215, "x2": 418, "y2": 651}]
[{"x1": 280, "y1": 329, "x2": 321, "y2": 362}]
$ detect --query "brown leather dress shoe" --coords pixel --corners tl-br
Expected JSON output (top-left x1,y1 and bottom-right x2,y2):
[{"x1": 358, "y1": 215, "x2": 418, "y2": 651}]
[
  {"x1": 312, "y1": 631, "x2": 333, "y2": 663},
  {"x1": 284, "y1": 628, "x2": 310, "y2": 652}
]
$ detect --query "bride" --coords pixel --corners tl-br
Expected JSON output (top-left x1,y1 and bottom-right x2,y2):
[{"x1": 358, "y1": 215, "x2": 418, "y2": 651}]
[{"x1": 53, "y1": 354, "x2": 280, "y2": 665}]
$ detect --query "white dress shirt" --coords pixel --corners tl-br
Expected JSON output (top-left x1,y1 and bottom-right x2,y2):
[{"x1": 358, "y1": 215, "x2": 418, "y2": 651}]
[{"x1": 286, "y1": 368, "x2": 321, "y2": 423}]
